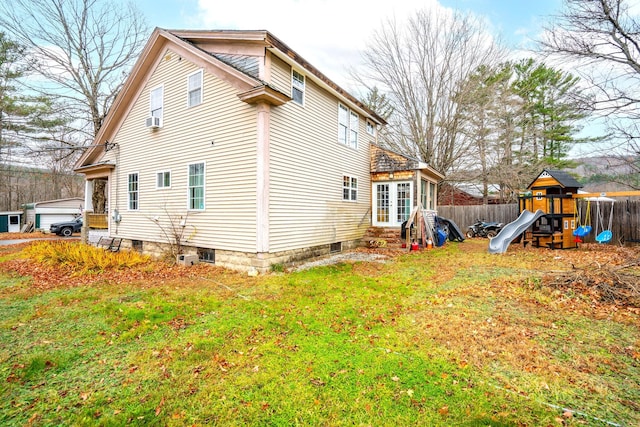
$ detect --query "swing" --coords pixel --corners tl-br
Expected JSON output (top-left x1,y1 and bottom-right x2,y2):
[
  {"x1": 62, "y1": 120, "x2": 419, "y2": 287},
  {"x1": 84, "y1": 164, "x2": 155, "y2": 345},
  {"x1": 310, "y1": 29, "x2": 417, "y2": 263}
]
[
  {"x1": 573, "y1": 199, "x2": 592, "y2": 238},
  {"x1": 595, "y1": 200, "x2": 614, "y2": 244}
]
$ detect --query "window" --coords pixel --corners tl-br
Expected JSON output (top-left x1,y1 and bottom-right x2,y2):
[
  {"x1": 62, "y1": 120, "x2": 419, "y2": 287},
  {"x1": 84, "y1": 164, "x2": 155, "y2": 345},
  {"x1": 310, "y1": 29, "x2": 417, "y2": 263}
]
[
  {"x1": 366, "y1": 121, "x2": 376, "y2": 136},
  {"x1": 156, "y1": 171, "x2": 171, "y2": 189},
  {"x1": 188, "y1": 162, "x2": 205, "y2": 210},
  {"x1": 150, "y1": 86, "x2": 163, "y2": 119},
  {"x1": 330, "y1": 242, "x2": 342, "y2": 253},
  {"x1": 396, "y1": 183, "x2": 411, "y2": 223},
  {"x1": 198, "y1": 247, "x2": 215, "y2": 263},
  {"x1": 338, "y1": 104, "x2": 358, "y2": 149},
  {"x1": 429, "y1": 182, "x2": 436, "y2": 210},
  {"x1": 349, "y1": 111, "x2": 358, "y2": 148},
  {"x1": 128, "y1": 173, "x2": 139, "y2": 210},
  {"x1": 188, "y1": 70, "x2": 203, "y2": 107},
  {"x1": 343, "y1": 175, "x2": 357, "y2": 201},
  {"x1": 292, "y1": 70, "x2": 305, "y2": 105},
  {"x1": 131, "y1": 240, "x2": 143, "y2": 252},
  {"x1": 421, "y1": 179, "x2": 428, "y2": 208}
]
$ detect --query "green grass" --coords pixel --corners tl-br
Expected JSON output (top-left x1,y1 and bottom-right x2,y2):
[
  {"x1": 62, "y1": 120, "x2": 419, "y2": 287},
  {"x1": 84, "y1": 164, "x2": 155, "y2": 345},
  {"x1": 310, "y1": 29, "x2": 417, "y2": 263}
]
[{"x1": 1, "y1": 240, "x2": 638, "y2": 426}]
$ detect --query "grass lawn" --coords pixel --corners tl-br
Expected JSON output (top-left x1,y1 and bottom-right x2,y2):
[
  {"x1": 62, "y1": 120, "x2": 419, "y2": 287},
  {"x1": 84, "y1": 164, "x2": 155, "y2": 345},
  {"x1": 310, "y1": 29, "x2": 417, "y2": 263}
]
[{"x1": 0, "y1": 239, "x2": 638, "y2": 426}]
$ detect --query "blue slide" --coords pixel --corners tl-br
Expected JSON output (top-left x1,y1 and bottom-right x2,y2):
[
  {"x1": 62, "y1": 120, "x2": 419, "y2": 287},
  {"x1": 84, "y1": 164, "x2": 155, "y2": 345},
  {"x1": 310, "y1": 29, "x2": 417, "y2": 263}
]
[{"x1": 488, "y1": 209, "x2": 546, "y2": 254}]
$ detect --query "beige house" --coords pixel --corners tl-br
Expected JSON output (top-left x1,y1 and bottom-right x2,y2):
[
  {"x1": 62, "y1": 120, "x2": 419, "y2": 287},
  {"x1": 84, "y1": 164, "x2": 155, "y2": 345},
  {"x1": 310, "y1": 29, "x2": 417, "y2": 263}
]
[{"x1": 75, "y1": 28, "x2": 442, "y2": 271}]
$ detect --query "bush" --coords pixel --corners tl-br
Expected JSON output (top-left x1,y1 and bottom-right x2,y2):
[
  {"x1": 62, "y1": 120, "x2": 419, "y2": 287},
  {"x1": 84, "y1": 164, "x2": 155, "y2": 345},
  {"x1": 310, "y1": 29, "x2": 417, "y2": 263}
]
[{"x1": 23, "y1": 241, "x2": 151, "y2": 274}]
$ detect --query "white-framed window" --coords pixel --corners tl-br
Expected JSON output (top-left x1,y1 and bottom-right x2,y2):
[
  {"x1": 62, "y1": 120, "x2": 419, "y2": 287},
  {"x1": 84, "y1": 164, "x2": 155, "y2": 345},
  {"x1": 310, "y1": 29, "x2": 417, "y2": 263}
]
[
  {"x1": 338, "y1": 104, "x2": 358, "y2": 149},
  {"x1": 188, "y1": 162, "x2": 205, "y2": 210},
  {"x1": 366, "y1": 120, "x2": 376, "y2": 136},
  {"x1": 421, "y1": 179, "x2": 428, "y2": 208},
  {"x1": 429, "y1": 182, "x2": 436, "y2": 210},
  {"x1": 343, "y1": 175, "x2": 358, "y2": 201},
  {"x1": 156, "y1": 170, "x2": 171, "y2": 189},
  {"x1": 536, "y1": 191, "x2": 543, "y2": 201},
  {"x1": 150, "y1": 86, "x2": 163, "y2": 119},
  {"x1": 187, "y1": 70, "x2": 203, "y2": 107},
  {"x1": 349, "y1": 111, "x2": 358, "y2": 147},
  {"x1": 292, "y1": 70, "x2": 305, "y2": 105},
  {"x1": 128, "y1": 172, "x2": 139, "y2": 210}
]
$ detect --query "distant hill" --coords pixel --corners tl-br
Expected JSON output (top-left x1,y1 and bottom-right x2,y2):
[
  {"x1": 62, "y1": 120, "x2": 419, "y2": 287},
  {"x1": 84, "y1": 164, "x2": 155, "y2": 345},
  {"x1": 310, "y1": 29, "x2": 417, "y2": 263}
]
[{"x1": 565, "y1": 156, "x2": 639, "y2": 192}]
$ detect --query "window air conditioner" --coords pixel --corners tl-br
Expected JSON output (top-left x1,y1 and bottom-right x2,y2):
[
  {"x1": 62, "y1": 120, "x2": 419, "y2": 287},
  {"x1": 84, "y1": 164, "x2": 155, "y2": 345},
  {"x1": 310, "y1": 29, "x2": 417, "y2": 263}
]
[{"x1": 145, "y1": 117, "x2": 161, "y2": 128}]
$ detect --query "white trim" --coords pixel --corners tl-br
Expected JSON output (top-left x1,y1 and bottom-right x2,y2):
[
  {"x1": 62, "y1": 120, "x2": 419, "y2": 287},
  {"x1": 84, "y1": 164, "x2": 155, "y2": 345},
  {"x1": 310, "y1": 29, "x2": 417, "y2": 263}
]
[
  {"x1": 342, "y1": 174, "x2": 358, "y2": 202},
  {"x1": 127, "y1": 171, "x2": 140, "y2": 211},
  {"x1": 366, "y1": 120, "x2": 376, "y2": 136},
  {"x1": 149, "y1": 84, "x2": 164, "y2": 121},
  {"x1": 187, "y1": 161, "x2": 206, "y2": 211},
  {"x1": 187, "y1": 69, "x2": 203, "y2": 108},
  {"x1": 372, "y1": 181, "x2": 413, "y2": 227},
  {"x1": 338, "y1": 103, "x2": 358, "y2": 150},
  {"x1": 291, "y1": 69, "x2": 305, "y2": 106},
  {"x1": 256, "y1": 103, "x2": 270, "y2": 252},
  {"x1": 155, "y1": 170, "x2": 171, "y2": 189}
]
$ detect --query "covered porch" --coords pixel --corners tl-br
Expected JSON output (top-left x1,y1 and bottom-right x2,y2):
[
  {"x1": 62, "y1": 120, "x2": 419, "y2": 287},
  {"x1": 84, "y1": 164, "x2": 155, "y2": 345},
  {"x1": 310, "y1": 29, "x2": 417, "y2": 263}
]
[
  {"x1": 74, "y1": 161, "x2": 115, "y2": 238},
  {"x1": 370, "y1": 144, "x2": 444, "y2": 228}
]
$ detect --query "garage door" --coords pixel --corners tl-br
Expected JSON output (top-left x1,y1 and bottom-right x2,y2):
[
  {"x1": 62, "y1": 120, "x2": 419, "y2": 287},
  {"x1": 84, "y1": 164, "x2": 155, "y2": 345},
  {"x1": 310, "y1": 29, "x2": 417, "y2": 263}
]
[{"x1": 38, "y1": 214, "x2": 78, "y2": 231}]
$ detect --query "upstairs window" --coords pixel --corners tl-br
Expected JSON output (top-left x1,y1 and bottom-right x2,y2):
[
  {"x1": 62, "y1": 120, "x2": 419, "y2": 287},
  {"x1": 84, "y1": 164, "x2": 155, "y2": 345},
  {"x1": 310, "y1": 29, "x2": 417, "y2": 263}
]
[
  {"x1": 338, "y1": 104, "x2": 358, "y2": 149},
  {"x1": 188, "y1": 70, "x2": 203, "y2": 107},
  {"x1": 343, "y1": 175, "x2": 358, "y2": 201},
  {"x1": 150, "y1": 86, "x2": 163, "y2": 119},
  {"x1": 366, "y1": 120, "x2": 376, "y2": 136},
  {"x1": 128, "y1": 173, "x2": 139, "y2": 210},
  {"x1": 292, "y1": 70, "x2": 305, "y2": 105},
  {"x1": 188, "y1": 162, "x2": 205, "y2": 210},
  {"x1": 156, "y1": 170, "x2": 171, "y2": 189}
]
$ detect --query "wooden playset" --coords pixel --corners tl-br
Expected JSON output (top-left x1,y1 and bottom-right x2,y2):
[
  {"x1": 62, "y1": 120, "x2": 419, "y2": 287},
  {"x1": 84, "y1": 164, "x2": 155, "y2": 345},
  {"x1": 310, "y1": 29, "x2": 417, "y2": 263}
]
[{"x1": 517, "y1": 170, "x2": 640, "y2": 249}]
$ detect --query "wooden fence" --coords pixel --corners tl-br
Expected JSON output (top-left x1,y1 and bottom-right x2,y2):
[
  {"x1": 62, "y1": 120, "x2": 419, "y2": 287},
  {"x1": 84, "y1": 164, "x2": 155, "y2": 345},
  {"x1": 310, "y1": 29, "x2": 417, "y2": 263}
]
[{"x1": 437, "y1": 200, "x2": 640, "y2": 244}]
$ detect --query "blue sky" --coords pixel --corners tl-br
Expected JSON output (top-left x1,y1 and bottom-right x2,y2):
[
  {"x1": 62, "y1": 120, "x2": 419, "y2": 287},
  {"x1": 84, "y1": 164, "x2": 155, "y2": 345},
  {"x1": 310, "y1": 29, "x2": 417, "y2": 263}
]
[
  {"x1": 440, "y1": 0, "x2": 562, "y2": 48},
  {"x1": 138, "y1": 0, "x2": 565, "y2": 88}
]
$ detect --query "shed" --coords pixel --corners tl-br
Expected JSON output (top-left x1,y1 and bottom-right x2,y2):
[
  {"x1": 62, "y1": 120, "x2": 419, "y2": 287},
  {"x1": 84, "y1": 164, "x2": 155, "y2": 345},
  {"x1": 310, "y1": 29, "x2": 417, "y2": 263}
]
[
  {"x1": 0, "y1": 211, "x2": 23, "y2": 233},
  {"x1": 22, "y1": 198, "x2": 84, "y2": 231}
]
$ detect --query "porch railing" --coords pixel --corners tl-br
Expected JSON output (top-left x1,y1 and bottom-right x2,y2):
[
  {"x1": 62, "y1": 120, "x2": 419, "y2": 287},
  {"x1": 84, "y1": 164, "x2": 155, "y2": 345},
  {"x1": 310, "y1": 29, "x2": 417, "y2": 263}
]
[{"x1": 87, "y1": 213, "x2": 108, "y2": 229}]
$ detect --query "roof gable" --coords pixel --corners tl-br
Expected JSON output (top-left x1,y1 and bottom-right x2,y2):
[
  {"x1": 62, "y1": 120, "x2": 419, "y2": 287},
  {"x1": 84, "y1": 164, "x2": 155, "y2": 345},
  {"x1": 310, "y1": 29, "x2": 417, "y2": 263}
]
[
  {"x1": 76, "y1": 28, "x2": 264, "y2": 168},
  {"x1": 371, "y1": 144, "x2": 444, "y2": 179},
  {"x1": 528, "y1": 169, "x2": 583, "y2": 190},
  {"x1": 76, "y1": 28, "x2": 388, "y2": 170}
]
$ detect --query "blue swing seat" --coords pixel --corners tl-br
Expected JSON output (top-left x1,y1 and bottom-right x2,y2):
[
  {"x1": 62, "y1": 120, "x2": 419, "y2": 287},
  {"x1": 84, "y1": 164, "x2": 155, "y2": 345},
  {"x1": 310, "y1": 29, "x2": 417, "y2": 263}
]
[
  {"x1": 596, "y1": 230, "x2": 612, "y2": 243},
  {"x1": 573, "y1": 225, "x2": 592, "y2": 237}
]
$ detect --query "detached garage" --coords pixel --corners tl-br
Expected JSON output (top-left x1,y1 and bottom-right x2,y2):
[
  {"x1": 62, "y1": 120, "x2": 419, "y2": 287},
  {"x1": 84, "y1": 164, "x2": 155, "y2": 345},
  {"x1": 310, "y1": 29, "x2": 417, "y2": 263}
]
[
  {"x1": 0, "y1": 211, "x2": 23, "y2": 233},
  {"x1": 23, "y1": 198, "x2": 83, "y2": 232}
]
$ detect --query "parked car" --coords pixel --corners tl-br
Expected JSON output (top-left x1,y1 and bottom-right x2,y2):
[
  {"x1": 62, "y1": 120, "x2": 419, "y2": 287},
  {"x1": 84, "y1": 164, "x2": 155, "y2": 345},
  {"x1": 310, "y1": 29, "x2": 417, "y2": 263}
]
[{"x1": 50, "y1": 217, "x2": 83, "y2": 237}]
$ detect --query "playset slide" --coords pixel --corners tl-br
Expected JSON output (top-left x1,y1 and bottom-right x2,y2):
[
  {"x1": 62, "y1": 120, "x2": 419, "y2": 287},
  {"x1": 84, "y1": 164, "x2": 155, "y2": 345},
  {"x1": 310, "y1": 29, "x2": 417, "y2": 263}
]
[{"x1": 488, "y1": 209, "x2": 545, "y2": 254}]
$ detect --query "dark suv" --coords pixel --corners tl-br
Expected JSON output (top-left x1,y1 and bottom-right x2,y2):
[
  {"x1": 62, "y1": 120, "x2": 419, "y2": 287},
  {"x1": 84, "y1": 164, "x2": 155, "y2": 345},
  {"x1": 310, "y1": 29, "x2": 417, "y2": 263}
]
[{"x1": 50, "y1": 217, "x2": 83, "y2": 237}]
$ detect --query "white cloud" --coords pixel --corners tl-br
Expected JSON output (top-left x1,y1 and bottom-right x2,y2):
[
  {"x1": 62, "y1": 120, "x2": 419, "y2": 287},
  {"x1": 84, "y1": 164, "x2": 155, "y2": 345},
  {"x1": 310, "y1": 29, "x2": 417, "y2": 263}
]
[{"x1": 194, "y1": 0, "x2": 443, "y2": 89}]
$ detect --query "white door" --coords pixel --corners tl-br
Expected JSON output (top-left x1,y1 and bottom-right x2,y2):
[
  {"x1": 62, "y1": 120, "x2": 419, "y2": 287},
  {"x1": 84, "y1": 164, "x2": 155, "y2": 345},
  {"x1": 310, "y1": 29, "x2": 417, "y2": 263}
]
[
  {"x1": 372, "y1": 181, "x2": 413, "y2": 227},
  {"x1": 8, "y1": 215, "x2": 20, "y2": 232}
]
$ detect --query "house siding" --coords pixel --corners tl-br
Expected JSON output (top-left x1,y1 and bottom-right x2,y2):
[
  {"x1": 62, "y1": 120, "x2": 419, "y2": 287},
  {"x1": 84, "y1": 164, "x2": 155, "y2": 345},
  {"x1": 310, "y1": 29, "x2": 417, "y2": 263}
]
[
  {"x1": 106, "y1": 49, "x2": 259, "y2": 252},
  {"x1": 268, "y1": 59, "x2": 373, "y2": 253}
]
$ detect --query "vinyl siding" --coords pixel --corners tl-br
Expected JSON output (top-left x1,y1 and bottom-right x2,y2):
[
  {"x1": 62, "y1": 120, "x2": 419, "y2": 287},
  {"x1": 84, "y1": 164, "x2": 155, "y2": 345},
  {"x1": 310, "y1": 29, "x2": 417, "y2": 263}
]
[
  {"x1": 109, "y1": 49, "x2": 258, "y2": 252},
  {"x1": 268, "y1": 58, "x2": 373, "y2": 252}
]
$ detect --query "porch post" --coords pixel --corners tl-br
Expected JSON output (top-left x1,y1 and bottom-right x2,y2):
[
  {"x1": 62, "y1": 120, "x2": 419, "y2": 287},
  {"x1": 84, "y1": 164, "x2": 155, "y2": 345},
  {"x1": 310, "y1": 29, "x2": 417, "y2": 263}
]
[{"x1": 81, "y1": 180, "x2": 94, "y2": 243}]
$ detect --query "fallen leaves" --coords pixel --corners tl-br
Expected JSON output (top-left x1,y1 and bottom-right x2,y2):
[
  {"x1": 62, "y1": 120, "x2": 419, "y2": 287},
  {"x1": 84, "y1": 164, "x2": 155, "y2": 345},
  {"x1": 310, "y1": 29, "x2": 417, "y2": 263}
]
[{"x1": 155, "y1": 397, "x2": 164, "y2": 416}]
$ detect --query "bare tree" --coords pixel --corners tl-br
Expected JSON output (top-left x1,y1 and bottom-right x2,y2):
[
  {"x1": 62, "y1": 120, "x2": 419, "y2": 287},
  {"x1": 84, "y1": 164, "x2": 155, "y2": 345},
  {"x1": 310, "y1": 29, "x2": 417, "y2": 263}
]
[
  {"x1": 357, "y1": 8, "x2": 506, "y2": 174},
  {"x1": 0, "y1": 0, "x2": 149, "y2": 139},
  {"x1": 539, "y1": 0, "x2": 640, "y2": 187}
]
